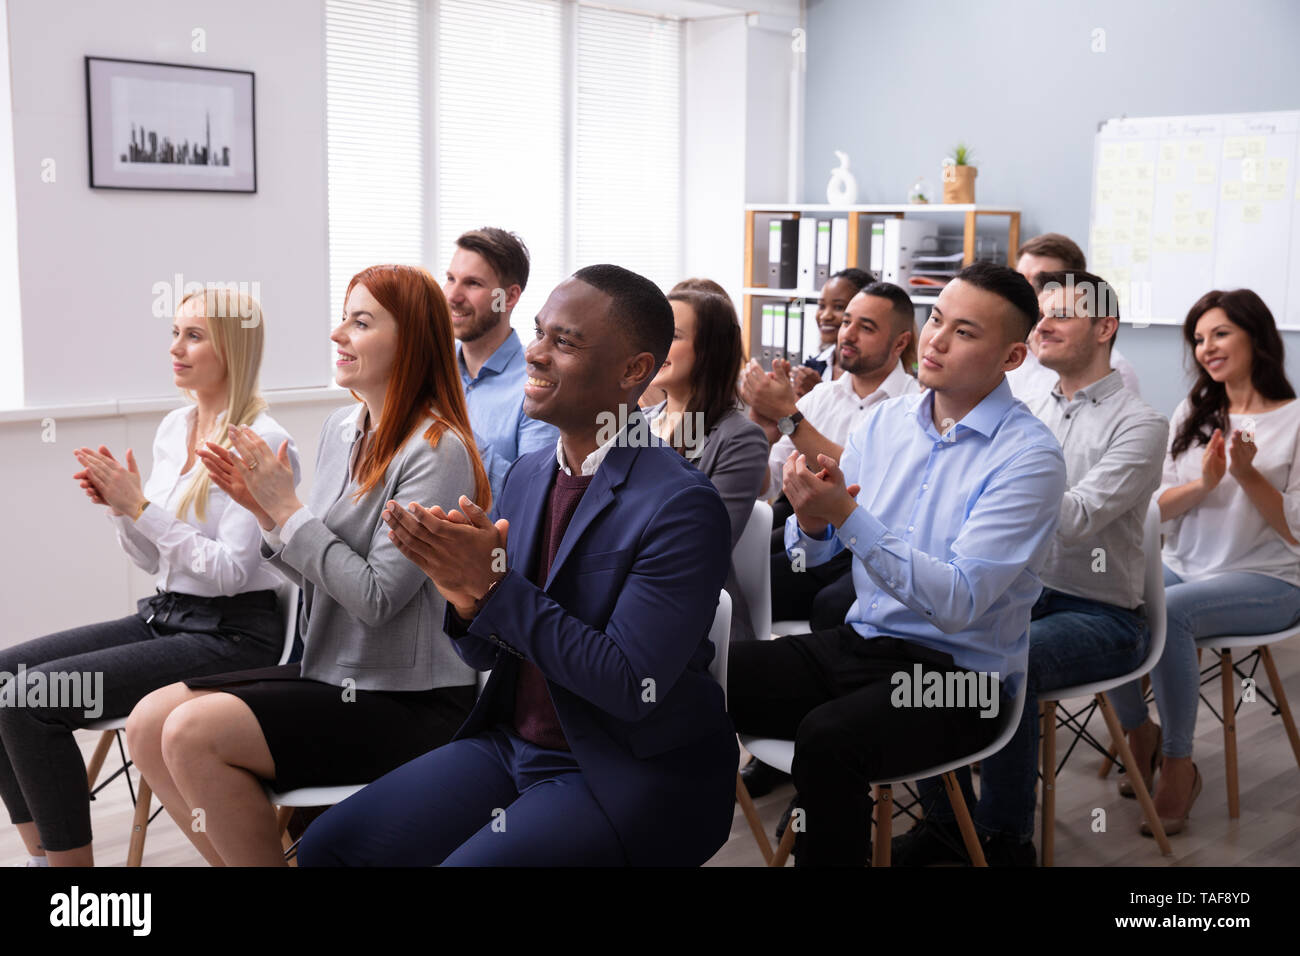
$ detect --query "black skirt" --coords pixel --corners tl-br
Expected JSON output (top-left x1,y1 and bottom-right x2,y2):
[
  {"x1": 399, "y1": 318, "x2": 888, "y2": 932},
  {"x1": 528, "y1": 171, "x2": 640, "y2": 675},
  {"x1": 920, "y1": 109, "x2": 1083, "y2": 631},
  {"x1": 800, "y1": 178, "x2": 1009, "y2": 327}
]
[{"x1": 184, "y1": 664, "x2": 476, "y2": 791}]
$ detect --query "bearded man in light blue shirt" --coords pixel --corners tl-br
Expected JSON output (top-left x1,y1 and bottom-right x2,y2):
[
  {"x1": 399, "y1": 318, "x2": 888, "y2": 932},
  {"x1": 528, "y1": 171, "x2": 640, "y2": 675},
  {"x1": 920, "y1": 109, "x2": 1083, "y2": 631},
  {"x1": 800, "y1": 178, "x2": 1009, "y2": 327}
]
[
  {"x1": 445, "y1": 228, "x2": 559, "y2": 504},
  {"x1": 729, "y1": 262, "x2": 1066, "y2": 867}
]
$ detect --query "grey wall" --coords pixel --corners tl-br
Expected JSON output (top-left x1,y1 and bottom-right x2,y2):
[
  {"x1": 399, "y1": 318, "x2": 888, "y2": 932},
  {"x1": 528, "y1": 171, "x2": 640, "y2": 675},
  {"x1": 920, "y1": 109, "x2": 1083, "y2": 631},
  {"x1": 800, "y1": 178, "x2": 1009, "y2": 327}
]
[{"x1": 803, "y1": 0, "x2": 1300, "y2": 417}]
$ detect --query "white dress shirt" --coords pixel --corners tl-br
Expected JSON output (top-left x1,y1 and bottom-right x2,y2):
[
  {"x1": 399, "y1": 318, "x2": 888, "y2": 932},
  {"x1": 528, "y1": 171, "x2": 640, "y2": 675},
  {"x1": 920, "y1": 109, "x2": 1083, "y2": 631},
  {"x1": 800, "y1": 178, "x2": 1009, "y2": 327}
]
[
  {"x1": 767, "y1": 361, "x2": 920, "y2": 497},
  {"x1": 110, "y1": 404, "x2": 301, "y2": 597}
]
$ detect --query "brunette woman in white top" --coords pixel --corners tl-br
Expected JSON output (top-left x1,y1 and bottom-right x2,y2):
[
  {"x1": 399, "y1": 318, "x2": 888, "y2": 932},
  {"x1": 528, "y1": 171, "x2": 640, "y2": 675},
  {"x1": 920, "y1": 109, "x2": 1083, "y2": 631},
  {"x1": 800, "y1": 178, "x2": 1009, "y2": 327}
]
[
  {"x1": 1111, "y1": 289, "x2": 1300, "y2": 836},
  {"x1": 0, "y1": 288, "x2": 299, "y2": 866}
]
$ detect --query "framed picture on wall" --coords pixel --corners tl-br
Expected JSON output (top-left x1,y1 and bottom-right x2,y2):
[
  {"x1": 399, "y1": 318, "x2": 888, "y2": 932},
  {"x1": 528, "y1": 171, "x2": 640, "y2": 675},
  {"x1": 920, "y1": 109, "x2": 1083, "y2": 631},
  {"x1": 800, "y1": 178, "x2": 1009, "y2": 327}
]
[{"x1": 85, "y1": 56, "x2": 256, "y2": 192}]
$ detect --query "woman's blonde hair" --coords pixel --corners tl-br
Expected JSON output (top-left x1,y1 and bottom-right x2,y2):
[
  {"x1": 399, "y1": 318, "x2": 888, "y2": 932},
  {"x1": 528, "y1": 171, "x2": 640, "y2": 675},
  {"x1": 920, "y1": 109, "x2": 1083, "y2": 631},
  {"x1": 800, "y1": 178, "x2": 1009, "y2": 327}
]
[{"x1": 174, "y1": 285, "x2": 268, "y2": 522}]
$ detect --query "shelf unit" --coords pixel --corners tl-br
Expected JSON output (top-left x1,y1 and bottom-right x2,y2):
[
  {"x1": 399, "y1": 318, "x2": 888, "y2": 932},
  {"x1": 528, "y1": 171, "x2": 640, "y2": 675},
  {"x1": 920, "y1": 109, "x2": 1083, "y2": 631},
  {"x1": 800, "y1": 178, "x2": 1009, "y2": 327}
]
[{"x1": 741, "y1": 203, "x2": 1022, "y2": 360}]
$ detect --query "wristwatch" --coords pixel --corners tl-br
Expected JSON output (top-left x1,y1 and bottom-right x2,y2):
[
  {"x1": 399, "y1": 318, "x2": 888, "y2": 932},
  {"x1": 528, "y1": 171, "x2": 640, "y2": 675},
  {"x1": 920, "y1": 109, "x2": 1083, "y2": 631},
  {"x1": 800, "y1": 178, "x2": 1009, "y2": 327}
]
[{"x1": 777, "y1": 410, "x2": 804, "y2": 437}]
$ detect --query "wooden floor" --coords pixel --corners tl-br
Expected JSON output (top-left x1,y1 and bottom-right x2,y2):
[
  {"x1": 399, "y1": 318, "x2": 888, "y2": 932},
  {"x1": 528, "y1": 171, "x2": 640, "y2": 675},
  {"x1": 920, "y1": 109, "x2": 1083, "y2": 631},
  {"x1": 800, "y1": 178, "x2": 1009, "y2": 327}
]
[{"x1": 4, "y1": 640, "x2": 1298, "y2": 867}]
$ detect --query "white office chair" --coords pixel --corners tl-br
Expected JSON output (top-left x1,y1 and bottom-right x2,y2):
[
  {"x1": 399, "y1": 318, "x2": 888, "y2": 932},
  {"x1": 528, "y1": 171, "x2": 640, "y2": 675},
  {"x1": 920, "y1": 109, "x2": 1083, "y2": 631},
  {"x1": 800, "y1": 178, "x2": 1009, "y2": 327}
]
[
  {"x1": 275, "y1": 594, "x2": 733, "y2": 862},
  {"x1": 732, "y1": 501, "x2": 772, "y2": 646},
  {"x1": 84, "y1": 580, "x2": 300, "y2": 866},
  {"x1": 1037, "y1": 500, "x2": 1172, "y2": 864},
  {"x1": 1195, "y1": 626, "x2": 1300, "y2": 819},
  {"x1": 736, "y1": 674, "x2": 1028, "y2": 867}
]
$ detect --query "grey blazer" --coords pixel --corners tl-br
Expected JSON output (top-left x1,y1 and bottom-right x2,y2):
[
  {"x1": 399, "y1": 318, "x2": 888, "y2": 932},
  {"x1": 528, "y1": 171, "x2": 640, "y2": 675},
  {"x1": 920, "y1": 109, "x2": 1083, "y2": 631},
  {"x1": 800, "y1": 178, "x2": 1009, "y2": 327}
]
[
  {"x1": 652, "y1": 403, "x2": 769, "y2": 641},
  {"x1": 261, "y1": 404, "x2": 477, "y2": 692}
]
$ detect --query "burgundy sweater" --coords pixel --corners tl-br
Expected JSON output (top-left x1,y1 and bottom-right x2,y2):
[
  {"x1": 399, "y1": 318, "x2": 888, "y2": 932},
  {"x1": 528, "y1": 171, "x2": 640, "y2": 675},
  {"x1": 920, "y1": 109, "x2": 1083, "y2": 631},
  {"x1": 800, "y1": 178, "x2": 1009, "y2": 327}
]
[{"x1": 512, "y1": 469, "x2": 595, "y2": 749}]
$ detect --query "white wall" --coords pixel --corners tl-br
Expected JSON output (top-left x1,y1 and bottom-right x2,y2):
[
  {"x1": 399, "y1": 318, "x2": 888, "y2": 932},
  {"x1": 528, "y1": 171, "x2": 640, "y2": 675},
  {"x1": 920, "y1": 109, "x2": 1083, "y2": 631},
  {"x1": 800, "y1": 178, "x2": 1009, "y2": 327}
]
[
  {"x1": 0, "y1": 0, "x2": 21, "y2": 409},
  {"x1": 682, "y1": 12, "x2": 799, "y2": 303},
  {"x1": 6, "y1": 0, "x2": 330, "y2": 409}
]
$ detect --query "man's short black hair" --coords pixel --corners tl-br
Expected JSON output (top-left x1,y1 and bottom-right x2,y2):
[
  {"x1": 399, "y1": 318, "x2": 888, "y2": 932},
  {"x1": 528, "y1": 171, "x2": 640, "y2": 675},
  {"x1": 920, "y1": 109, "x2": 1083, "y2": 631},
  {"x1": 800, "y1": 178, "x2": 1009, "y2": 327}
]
[
  {"x1": 954, "y1": 261, "x2": 1039, "y2": 342},
  {"x1": 859, "y1": 281, "x2": 915, "y2": 333},
  {"x1": 572, "y1": 264, "x2": 674, "y2": 369}
]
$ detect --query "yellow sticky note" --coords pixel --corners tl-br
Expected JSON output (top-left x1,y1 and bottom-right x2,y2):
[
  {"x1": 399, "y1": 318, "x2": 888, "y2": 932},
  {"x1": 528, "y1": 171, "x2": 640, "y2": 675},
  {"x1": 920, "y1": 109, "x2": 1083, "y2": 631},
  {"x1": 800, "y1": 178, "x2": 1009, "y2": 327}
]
[
  {"x1": 1125, "y1": 143, "x2": 1144, "y2": 162},
  {"x1": 1268, "y1": 157, "x2": 1287, "y2": 184},
  {"x1": 1159, "y1": 142, "x2": 1179, "y2": 163},
  {"x1": 1102, "y1": 144, "x2": 1122, "y2": 164},
  {"x1": 1114, "y1": 206, "x2": 1134, "y2": 222},
  {"x1": 1223, "y1": 137, "x2": 1246, "y2": 159},
  {"x1": 1243, "y1": 204, "x2": 1262, "y2": 223},
  {"x1": 1222, "y1": 180, "x2": 1243, "y2": 201},
  {"x1": 1119, "y1": 165, "x2": 1136, "y2": 181},
  {"x1": 1135, "y1": 184, "x2": 1154, "y2": 204},
  {"x1": 1134, "y1": 162, "x2": 1154, "y2": 181},
  {"x1": 1266, "y1": 182, "x2": 1286, "y2": 201},
  {"x1": 1192, "y1": 233, "x2": 1212, "y2": 253},
  {"x1": 1099, "y1": 186, "x2": 1115, "y2": 204},
  {"x1": 1134, "y1": 224, "x2": 1151, "y2": 243},
  {"x1": 1194, "y1": 209, "x2": 1213, "y2": 229},
  {"x1": 1154, "y1": 233, "x2": 1172, "y2": 252},
  {"x1": 1091, "y1": 227, "x2": 1113, "y2": 245},
  {"x1": 1174, "y1": 191, "x2": 1193, "y2": 210},
  {"x1": 1157, "y1": 162, "x2": 1176, "y2": 184},
  {"x1": 1099, "y1": 165, "x2": 1117, "y2": 183},
  {"x1": 1135, "y1": 207, "x2": 1151, "y2": 225},
  {"x1": 1112, "y1": 268, "x2": 1132, "y2": 286},
  {"x1": 1114, "y1": 227, "x2": 1132, "y2": 243},
  {"x1": 1246, "y1": 137, "x2": 1266, "y2": 156},
  {"x1": 1194, "y1": 164, "x2": 1216, "y2": 184},
  {"x1": 1244, "y1": 182, "x2": 1264, "y2": 201},
  {"x1": 1093, "y1": 245, "x2": 1113, "y2": 266},
  {"x1": 1175, "y1": 234, "x2": 1192, "y2": 252},
  {"x1": 1133, "y1": 246, "x2": 1150, "y2": 264},
  {"x1": 1184, "y1": 141, "x2": 1206, "y2": 162},
  {"x1": 1173, "y1": 212, "x2": 1193, "y2": 230}
]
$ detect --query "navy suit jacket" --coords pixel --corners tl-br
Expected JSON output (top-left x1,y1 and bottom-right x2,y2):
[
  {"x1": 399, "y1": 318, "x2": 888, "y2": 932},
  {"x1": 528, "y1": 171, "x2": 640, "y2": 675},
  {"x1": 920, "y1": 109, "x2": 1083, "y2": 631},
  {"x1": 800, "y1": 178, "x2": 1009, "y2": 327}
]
[{"x1": 444, "y1": 436, "x2": 738, "y2": 866}]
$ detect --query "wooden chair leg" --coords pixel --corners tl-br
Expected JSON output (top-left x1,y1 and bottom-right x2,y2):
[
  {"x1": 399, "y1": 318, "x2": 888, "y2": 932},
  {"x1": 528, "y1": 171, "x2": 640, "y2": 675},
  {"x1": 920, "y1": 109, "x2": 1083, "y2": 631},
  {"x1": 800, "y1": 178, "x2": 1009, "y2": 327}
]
[
  {"x1": 1220, "y1": 650, "x2": 1239, "y2": 819},
  {"x1": 1259, "y1": 646, "x2": 1300, "y2": 770},
  {"x1": 872, "y1": 784, "x2": 893, "y2": 867},
  {"x1": 1098, "y1": 741, "x2": 1119, "y2": 779},
  {"x1": 943, "y1": 771, "x2": 985, "y2": 866},
  {"x1": 735, "y1": 773, "x2": 774, "y2": 865},
  {"x1": 1098, "y1": 692, "x2": 1172, "y2": 856},
  {"x1": 85, "y1": 730, "x2": 116, "y2": 790},
  {"x1": 126, "y1": 777, "x2": 152, "y2": 867},
  {"x1": 276, "y1": 804, "x2": 295, "y2": 835},
  {"x1": 770, "y1": 813, "x2": 796, "y2": 867},
  {"x1": 1041, "y1": 700, "x2": 1056, "y2": 866}
]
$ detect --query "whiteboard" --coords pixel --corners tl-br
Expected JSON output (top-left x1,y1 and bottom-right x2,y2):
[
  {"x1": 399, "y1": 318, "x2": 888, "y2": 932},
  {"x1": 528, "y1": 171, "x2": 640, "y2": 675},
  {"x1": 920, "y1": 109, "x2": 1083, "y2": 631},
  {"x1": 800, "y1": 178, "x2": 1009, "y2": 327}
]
[{"x1": 1089, "y1": 110, "x2": 1300, "y2": 328}]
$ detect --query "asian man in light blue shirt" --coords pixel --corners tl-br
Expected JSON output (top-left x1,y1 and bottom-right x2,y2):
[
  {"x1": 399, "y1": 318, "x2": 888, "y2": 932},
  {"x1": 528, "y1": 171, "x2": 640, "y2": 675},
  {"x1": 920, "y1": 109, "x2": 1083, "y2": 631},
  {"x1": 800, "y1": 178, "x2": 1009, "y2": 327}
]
[
  {"x1": 445, "y1": 227, "x2": 559, "y2": 504},
  {"x1": 729, "y1": 262, "x2": 1067, "y2": 866}
]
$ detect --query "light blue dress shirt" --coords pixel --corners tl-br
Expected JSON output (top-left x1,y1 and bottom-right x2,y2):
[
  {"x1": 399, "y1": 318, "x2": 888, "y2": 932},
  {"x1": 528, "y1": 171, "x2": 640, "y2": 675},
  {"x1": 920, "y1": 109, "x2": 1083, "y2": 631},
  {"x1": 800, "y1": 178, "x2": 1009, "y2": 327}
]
[
  {"x1": 784, "y1": 377, "x2": 1067, "y2": 696},
  {"x1": 458, "y1": 329, "x2": 560, "y2": 504}
]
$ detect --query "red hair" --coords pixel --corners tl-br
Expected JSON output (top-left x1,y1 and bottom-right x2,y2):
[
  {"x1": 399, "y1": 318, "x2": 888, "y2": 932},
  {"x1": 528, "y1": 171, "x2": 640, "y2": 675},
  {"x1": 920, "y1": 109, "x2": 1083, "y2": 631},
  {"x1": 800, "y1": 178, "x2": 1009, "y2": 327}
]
[{"x1": 343, "y1": 264, "x2": 490, "y2": 510}]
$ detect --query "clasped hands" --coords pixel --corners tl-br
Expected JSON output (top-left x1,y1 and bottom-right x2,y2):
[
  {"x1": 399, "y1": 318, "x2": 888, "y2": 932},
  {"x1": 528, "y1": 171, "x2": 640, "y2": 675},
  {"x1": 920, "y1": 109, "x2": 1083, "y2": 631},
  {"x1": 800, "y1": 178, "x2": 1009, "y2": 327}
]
[
  {"x1": 72, "y1": 445, "x2": 145, "y2": 516},
  {"x1": 383, "y1": 495, "x2": 510, "y2": 622},
  {"x1": 783, "y1": 449, "x2": 861, "y2": 539},
  {"x1": 1200, "y1": 426, "x2": 1259, "y2": 492},
  {"x1": 740, "y1": 358, "x2": 800, "y2": 442},
  {"x1": 198, "y1": 426, "x2": 300, "y2": 529}
]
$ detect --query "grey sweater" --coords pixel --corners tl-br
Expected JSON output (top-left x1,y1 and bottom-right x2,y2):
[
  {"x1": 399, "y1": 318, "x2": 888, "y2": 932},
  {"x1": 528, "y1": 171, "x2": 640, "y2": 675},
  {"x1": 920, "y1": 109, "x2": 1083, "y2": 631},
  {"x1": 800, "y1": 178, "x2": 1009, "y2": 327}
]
[{"x1": 262, "y1": 404, "x2": 478, "y2": 691}]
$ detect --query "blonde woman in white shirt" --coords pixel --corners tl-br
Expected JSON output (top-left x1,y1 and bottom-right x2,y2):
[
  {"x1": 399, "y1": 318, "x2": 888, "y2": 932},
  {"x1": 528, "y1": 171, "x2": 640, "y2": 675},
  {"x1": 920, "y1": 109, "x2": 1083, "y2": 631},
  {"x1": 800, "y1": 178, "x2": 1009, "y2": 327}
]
[
  {"x1": 0, "y1": 288, "x2": 299, "y2": 867},
  {"x1": 1111, "y1": 289, "x2": 1300, "y2": 836}
]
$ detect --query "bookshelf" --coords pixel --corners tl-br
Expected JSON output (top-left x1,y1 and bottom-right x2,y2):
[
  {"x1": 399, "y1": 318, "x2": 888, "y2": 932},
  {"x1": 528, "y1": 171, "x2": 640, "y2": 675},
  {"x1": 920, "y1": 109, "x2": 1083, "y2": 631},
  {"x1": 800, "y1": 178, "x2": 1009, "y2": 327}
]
[{"x1": 741, "y1": 202, "x2": 1021, "y2": 361}]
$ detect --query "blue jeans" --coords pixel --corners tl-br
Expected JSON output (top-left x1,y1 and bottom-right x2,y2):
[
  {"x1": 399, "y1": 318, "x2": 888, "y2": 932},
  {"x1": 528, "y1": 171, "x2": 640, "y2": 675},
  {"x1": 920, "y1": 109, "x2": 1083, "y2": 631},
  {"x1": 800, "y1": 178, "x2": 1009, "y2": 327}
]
[
  {"x1": 1110, "y1": 566, "x2": 1300, "y2": 759},
  {"x1": 298, "y1": 726, "x2": 626, "y2": 866},
  {"x1": 918, "y1": 588, "x2": 1148, "y2": 843}
]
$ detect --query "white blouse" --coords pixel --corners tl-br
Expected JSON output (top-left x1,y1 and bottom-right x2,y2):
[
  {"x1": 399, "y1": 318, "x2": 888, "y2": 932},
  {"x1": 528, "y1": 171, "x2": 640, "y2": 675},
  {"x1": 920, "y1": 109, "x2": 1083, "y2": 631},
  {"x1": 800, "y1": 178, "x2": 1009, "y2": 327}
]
[
  {"x1": 108, "y1": 404, "x2": 302, "y2": 597},
  {"x1": 1160, "y1": 397, "x2": 1300, "y2": 587}
]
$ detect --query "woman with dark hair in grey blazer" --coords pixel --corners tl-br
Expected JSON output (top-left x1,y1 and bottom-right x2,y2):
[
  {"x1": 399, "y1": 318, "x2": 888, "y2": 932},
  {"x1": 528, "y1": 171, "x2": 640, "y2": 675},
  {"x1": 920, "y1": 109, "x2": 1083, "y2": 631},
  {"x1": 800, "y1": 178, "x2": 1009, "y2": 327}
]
[
  {"x1": 647, "y1": 287, "x2": 769, "y2": 641},
  {"x1": 126, "y1": 264, "x2": 489, "y2": 866}
]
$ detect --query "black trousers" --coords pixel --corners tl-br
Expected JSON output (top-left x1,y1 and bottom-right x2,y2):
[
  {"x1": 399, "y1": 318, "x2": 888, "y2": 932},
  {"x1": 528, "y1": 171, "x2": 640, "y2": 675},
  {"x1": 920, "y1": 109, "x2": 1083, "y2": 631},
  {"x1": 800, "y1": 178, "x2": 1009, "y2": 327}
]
[
  {"x1": 729, "y1": 625, "x2": 1007, "y2": 866},
  {"x1": 769, "y1": 494, "x2": 857, "y2": 630}
]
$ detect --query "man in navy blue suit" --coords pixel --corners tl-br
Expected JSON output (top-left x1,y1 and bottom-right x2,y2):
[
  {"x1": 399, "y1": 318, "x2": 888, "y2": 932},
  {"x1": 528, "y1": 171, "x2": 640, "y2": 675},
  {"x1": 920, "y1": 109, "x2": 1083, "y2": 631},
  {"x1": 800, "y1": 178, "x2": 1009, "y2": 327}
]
[{"x1": 297, "y1": 264, "x2": 737, "y2": 867}]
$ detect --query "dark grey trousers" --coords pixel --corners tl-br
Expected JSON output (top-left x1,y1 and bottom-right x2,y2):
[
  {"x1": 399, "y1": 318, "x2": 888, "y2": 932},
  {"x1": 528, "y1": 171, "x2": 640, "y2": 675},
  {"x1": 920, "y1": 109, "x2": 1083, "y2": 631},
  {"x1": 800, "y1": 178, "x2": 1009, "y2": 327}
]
[{"x1": 0, "y1": 589, "x2": 282, "y2": 851}]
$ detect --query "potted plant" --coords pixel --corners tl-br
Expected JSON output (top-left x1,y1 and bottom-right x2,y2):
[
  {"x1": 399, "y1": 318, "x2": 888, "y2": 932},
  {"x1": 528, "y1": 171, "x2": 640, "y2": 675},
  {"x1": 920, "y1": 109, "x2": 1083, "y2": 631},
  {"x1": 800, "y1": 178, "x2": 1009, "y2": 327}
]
[{"x1": 942, "y1": 143, "x2": 977, "y2": 204}]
